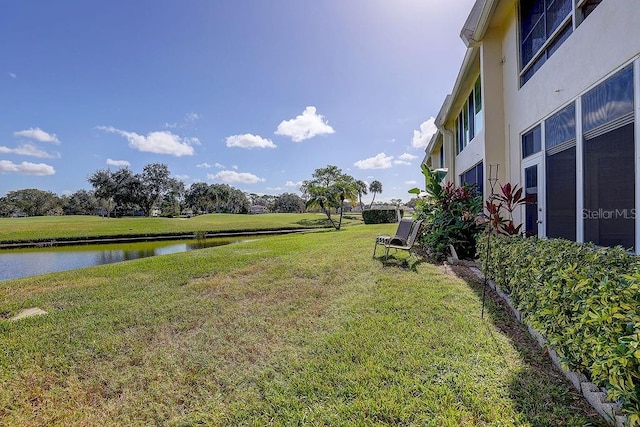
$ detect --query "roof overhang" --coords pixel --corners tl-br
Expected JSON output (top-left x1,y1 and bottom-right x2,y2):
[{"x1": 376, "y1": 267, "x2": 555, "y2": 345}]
[
  {"x1": 425, "y1": 130, "x2": 442, "y2": 157},
  {"x1": 460, "y1": 0, "x2": 499, "y2": 47},
  {"x1": 436, "y1": 47, "x2": 479, "y2": 127}
]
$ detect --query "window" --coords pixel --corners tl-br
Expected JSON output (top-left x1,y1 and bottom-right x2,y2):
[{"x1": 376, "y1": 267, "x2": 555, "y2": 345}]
[
  {"x1": 439, "y1": 148, "x2": 444, "y2": 169},
  {"x1": 582, "y1": 66, "x2": 635, "y2": 249},
  {"x1": 455, "y1": 76, "x2": 483, "y2": 154},
  {"x1": 522, "y1": 125, "x2": 541, "y2": 158},
  {"x1": 474, "y1": 77, "x2": 483, "y2": 134},
  {"x1": 520, "y1": 0, "x2": 573, "y2": 85},
  {"x1": 582, "y1": 65, "x2": 634, "y2": 134},
  {"x1": 460, "y1": 162, "x2": 484, "y2": 196},
  {"x1": 577, "y1": 0, "x2": 602, "y2": 24},
  {"x1": 545, "y1": 102, "x2": 575, "y2": 149},
  {"x1": 545, "y1": 103, "x2": 576, "y2": 240},
  {"x1": 524, "y1": 165, "x2": 539, "y2": 236}
]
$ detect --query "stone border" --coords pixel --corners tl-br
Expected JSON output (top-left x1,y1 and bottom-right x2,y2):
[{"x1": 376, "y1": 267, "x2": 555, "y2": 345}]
[{"x1": 466, "y1": 264, "x2": 628, "y2": 427}]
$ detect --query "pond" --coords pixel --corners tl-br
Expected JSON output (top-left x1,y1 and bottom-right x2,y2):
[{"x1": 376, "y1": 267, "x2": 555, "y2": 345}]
[{"x1": 0, "y1": 237, "x2": 252, "y2": 281}]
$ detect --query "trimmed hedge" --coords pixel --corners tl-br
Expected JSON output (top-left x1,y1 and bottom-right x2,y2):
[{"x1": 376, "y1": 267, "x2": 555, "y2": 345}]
[
  {"x1": 362, "y1": 209, "x2": 403, "y2": 224},
  {"x1": 478, "y1": 235, "x2": 640, "y2": 423}
]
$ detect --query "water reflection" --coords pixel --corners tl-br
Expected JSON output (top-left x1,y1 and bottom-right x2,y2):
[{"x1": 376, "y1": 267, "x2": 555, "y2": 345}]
[{"x1": 0, "y1": 238, "x2": 243, "y2": 281}]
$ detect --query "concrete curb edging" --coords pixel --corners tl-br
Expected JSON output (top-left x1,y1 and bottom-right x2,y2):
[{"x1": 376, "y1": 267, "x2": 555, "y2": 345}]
[{"x1": 467, "y1": 265, "x2": 628, "y2": 427}]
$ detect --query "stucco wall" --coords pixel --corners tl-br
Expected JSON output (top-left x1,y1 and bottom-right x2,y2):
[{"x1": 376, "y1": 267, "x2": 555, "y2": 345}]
[{"x1": 501, "y1": 0, "x2": 640, "y2": 185}]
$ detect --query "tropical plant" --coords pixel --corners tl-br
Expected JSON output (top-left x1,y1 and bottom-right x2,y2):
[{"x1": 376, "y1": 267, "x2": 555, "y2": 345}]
[
  {"x1": 301, "y1": 165, "x2": 357, "y2": 230},
  {"x1": 411, "y1": 165, "x2": 483, "y2": 260},
  {"x1": 355, "y1": 179, "x2": 368, "y2": 211},
  {"x1": 485, "y1": 183, "x2": 533, "y2": 235},
  {"x1": 368, "y1": 180, "x2": 383, "y2": 209}
]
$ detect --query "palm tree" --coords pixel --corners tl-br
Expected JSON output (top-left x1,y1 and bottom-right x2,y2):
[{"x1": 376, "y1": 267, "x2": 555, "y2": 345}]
[
  {"x1": 355, "y1": 180, "x2": 368, "y2": 211},
  {"x1": 332, "y1": 175, "x2": 358, "y2": 230},
  {"x1": 368, "y1": 180, "x2": 383, "y2": 209},
  {"x1": 301, "y1": 166, "x2": 358, "y2": 230},
  {"x1": 302, "y1": 182, "x2": 339, "y2": 229}
]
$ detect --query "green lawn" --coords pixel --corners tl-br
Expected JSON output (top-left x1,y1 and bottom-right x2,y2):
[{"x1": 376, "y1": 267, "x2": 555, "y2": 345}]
[
  {"x1": 0, "y1": 224, "x2": 604, "y2": 426},
  {"x1": 0, "y1": 213, "x2": 357, "y2": 242}
]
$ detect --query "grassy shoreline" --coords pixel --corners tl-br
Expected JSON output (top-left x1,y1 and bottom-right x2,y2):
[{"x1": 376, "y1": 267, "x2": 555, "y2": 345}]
[
  {"x1": 0, "y1": 213, "x2": 358, "y2": 244},
  {"x1": 0, "y1": 224, "x2": 604, "y2": 425}
]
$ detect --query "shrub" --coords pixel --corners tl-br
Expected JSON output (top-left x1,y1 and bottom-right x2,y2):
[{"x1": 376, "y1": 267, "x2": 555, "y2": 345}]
[
  {"x1": 416, "y1": 182, "x2": 483, "y2": 260},
  {"x1": 478, "y1": 235, "x2": 640, "y2": 422},
  {"x1": 362, "y1": 209, "x2": 402, "y2": 224}
]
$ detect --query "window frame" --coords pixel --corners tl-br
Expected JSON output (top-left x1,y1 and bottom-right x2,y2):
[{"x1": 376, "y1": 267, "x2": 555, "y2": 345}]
[{"x1": 454, "y1": 76, "x2": 483, "y2": 154}]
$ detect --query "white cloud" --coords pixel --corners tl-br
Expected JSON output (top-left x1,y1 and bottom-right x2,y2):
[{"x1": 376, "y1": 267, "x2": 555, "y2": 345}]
[
  {"x1": 405, "y1": 180, "x2": 417, "y2": 185},
  {"x1": 185, "y1": 112, "x2": 201, "y2": 122},
  {"x1": 267, "y1": 186, "x2": 283, "y2": 191},
  {"x1": 197, "y1": 162, "x2": 212, "y2": 168},
  {"x1": 232, "y1": 165, "x2": 238, "y2": 170},
  {"x1": 164, "y1": 122, "x2": 178, "y2": 129},
  {"x1": 14, "y1": 127, "x2": 60, "y2": 144},
  {"x1": 106, "y1": 158, "x2": 130, "y2": 167},
  {"x1": 412, "y1": 117, "x2": 437, "y2": 149},
  {"x1": 226, "y1": 133, "x2": 276, "y2": 149},
  {"x1": 354, "y1": 153, "x2": 394, "y2": 170},
  {"x1": 215, "y1": 162, "x2": 225, "y2": 168},
  {"x1": 209, "y1": 170, "x2": 265, "y2": 184},
  {"x1": 97, "y1": 126, "x2": 196, "y2": 157},
  {"x1": 0, "y1": 160, "x2": 55, "y2": 175},
  {"x1": 174, "y1": 174, "x2": 189, "y2": 180},
  {"x1": 275, "y1": 106, "x2": 335, "y2": 142},
  {"x1": 9, "y1": 73, "x2": 16, "y2": 79},
  {"x1": 394, "y1": 152, "x2": 417, "y2": 165},
  {"x1": 0, "y1": 143, "x2": 59, "y2": 158},
  {"x1": 285, "y1": 180, "x2": 304, "y2": 188}
]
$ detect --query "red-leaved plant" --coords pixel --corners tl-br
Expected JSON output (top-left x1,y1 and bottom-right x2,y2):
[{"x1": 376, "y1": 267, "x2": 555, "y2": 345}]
[{"x1": 485, "y1": 183, "x2": 534, "y2": 236}]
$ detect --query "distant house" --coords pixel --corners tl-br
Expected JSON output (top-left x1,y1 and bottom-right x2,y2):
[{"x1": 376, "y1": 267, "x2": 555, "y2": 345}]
[
  {"x1": 251, "y1": 205, "x2": 269, "y2": 214},
  {"x1": 424, "y1": 0, "x2": 640, "y2": 252},
  {"x1": 151, "y1": 208, "x2": 162, "y2": 217}
]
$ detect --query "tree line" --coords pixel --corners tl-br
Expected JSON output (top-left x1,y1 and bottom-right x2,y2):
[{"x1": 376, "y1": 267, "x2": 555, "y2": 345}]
[{"x1": 1, "y1": 163, "x2": 362, "y2": 218}]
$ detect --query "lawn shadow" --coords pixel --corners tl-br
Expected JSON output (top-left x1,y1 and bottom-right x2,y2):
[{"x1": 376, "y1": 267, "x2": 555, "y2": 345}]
[
  {"x1": 443, "y1": 263, "x2": 607, "y2": 426},
  {"x1": 374, "y1": 253, "x2": 426, "y2": 272},
  {"x1": 294, "y1": 218, "x2": 333, "y2": 227}
]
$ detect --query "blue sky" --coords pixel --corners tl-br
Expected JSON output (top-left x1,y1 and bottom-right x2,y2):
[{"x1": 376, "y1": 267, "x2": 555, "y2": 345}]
[{"x1": 0, "y1": 0, "x2": 474, "y2": 203}]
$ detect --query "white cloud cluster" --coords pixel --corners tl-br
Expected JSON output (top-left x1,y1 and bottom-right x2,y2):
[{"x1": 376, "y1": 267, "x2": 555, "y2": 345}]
[
  {"x1": 399, "y1": 153, "x2": 417, "y2": 161},
  {"x1": 275, "y1": 106, "x2": 335, "y2": 142},
  {"x1": 394, "y1": 153, "x2": 417, "y2": 166},
  {"x1": 14, "y1": 127, "x2": 60, "y2": 144},
  {"x1": 185, "y1": 112, "x2": 201, "y2": 122},
  {"x1": 0, "y1": 160, "x2": 55, "y2": 175},
  {"x1": 98, "y1": 126, "x2": 197, "y2": 157},
  {"x1": 354, "y1": 152, "x2": 418, "y2": 169},
  {"x1": 106, "y1": 158, "x2": 130, "y2": 167},
  {"x1": 197, "y1": 162, "x2": 212, "y2": 168},
  {"x1": 0, "y1": 128, "x2": 60, "y2": 174},
  {"x1": 0, "y1": 143, "x2": 59, "y2": 159},
  {"x1": 285, "y1": 180, "x2": 304, "y2": 189},
  {"x1": 412, "y1": 117, "x2": 437, "y2": 149},
  {"x1": 226, "y1": 133, "x2": 276, "y2": 149},
  {"x1": 209, "y1": 170, "x2": 265, "y2": 184},
  {"x1": 354, "y1": 153, "x2": 394, "y2": 169}
]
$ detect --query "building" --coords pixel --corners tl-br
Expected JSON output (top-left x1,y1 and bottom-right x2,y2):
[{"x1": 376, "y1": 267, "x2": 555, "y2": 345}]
[{"x1": 424, "y1": 0, "x2": 640, "y2": 251}]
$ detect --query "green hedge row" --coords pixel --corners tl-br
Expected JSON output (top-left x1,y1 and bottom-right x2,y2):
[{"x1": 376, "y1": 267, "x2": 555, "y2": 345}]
[
  {"x1": 478, "y1": 235, "x2": 640, "y2": 422},
  {"x1": 362, "y1": 209, "x2": 403, "y2": 224}
]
